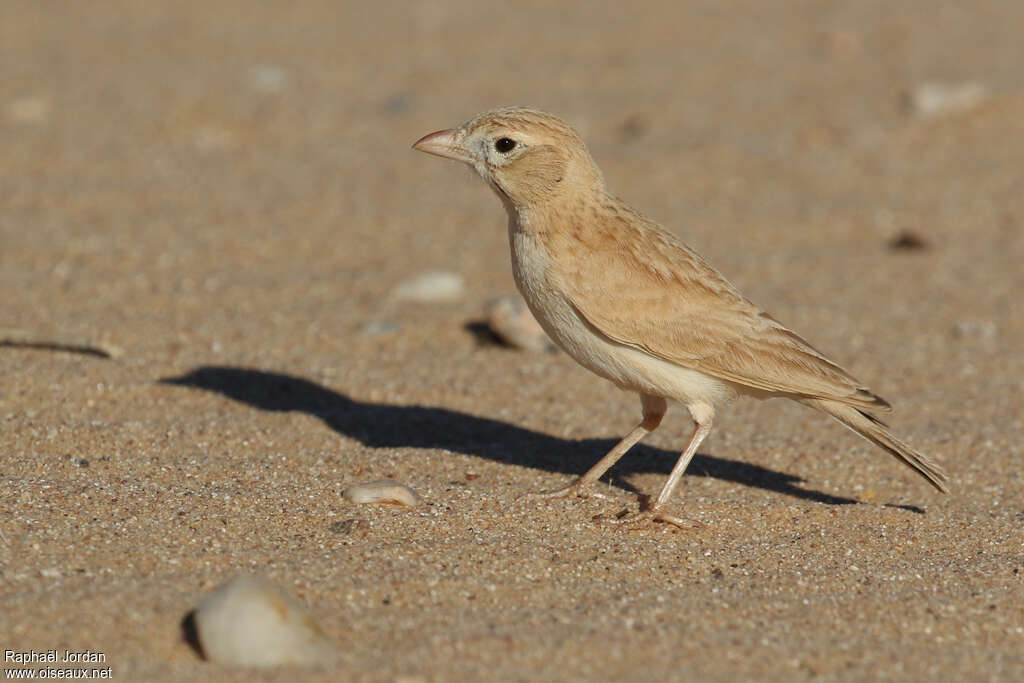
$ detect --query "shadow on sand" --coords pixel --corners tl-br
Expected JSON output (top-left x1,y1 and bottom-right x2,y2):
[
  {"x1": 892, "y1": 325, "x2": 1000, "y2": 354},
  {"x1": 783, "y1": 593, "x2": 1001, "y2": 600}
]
[{"x1": 160, "y1": 366, "x2": 858, "y2": 506}]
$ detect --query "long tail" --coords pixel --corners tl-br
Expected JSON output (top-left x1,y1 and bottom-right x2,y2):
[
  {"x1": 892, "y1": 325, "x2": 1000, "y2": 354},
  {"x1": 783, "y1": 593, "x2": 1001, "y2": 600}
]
[{"x1": 800, "y1": 398, "x2": 949, "y2": 493}]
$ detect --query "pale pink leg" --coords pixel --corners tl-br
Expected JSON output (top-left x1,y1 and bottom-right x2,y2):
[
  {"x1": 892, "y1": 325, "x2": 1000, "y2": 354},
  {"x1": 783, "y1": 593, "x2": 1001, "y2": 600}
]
[
  {"x1": 524, "y1": 394, "x2": 667, "y2": 501},
  {"x1": 614, "y1": 403, "x2": 713, "y2": 529}
]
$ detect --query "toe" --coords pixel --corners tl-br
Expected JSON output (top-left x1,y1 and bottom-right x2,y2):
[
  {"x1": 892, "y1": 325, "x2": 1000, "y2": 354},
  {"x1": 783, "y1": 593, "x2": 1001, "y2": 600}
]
[
  {"x1": 518, "y1": 483, "x2": 583, "y2": 501},
  {"x1": 519, "y1": 480, "x2": 601, "y2": 501},
  {"x1": 609, "y1": 508, "x2": 702, "y2": 529},
  {"x1": 652, "y1": 511, "x2": 703, "y2": 529}
]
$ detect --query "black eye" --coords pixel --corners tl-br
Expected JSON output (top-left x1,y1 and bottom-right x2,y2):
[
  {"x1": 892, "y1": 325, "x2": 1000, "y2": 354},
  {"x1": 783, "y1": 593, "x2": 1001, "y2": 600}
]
[{"x1": 494, "y1": 137, "x2": 517, "y2": 153}]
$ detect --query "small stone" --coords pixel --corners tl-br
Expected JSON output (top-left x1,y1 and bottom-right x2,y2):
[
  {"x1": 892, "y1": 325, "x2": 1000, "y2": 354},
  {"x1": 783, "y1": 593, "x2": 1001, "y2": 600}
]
[
  {"x1": 193, "y1": 126, "x2": 235, "y2": 152},
  {"x1": 193, "y1": 575, "x2": 336, "y2": 667},
  {"x1": 358, "y1": 320, "x2": 400, "y2": 336},
  {"x1": 343, "y1": 479, "x2": 420, "y2": 507},
  {"x1": 392, "y1": 271, "x2": 464, "y2": 302},
  {"x1": 485, "y1": 296, "x2": 554, "y2": 352},
  {"x1": 246, "y1": 65, "x2": 290, "y2": 94},
  {"x1": 7, "y1": 97, "x2": 49, "y2": 123},
  {"x1": 381, "y1": 93, "x2": 413, "y2": 115},
  {"x1": 908, "y1": 81, "x2": 989, "y2": 117},
  {"x1": 887, "y1": 230, "x2": 929, "y2": 251},
  {"x1": 951, "y1": 320, "x2": 997, "y2": 340},
  {"x1": 328, "y1": 519, "x2": 367, "y2": 535},
  {"x1": 617, "y1": 114, "x2": 649, "y2": 142}
]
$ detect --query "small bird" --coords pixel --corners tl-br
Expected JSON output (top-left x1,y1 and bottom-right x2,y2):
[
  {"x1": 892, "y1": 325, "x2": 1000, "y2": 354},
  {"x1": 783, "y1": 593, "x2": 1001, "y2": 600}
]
[{"x1": 413, "y1": 107, "x2": 948, "y2": 527}]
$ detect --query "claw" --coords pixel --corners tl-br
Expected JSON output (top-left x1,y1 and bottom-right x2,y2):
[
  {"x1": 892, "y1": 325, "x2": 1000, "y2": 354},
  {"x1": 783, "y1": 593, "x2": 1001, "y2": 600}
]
[
  {"x1": 519, "y1": 481, "x2": 616, "y2": 502},
  {"x1": 610, "y1": 508, "x2": 703, "y2": 529}
]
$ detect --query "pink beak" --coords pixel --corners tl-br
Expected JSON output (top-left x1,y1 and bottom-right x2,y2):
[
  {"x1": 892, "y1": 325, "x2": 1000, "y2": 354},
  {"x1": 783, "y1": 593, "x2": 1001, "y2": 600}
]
[{"x1": 412, "y1": 128, "x2": 474, "y2": 164}]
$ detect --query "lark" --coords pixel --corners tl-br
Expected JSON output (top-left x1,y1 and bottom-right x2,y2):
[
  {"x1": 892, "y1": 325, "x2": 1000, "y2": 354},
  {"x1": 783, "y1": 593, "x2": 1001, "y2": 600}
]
[{"x1": 413, "y1": 107, "x2": 948, "y2": 527}]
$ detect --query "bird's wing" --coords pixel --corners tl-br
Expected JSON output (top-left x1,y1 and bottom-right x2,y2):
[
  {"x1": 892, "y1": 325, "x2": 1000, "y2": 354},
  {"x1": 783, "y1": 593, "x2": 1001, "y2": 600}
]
[{"x1": 553, "y1": 210, "x2": 890, "y2": 411}]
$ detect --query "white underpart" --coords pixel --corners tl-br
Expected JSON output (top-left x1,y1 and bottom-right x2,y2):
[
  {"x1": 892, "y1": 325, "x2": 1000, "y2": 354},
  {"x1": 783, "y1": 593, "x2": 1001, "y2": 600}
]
[{"x1": 508, "y1": 220, "x2": 737, "y2": 421}]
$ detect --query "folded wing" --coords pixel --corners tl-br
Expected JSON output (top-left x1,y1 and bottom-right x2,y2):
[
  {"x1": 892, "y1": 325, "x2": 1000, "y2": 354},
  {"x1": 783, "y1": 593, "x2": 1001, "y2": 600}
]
[{"x1": 554, "y1": 209, "x2": 890, "y2": 412}]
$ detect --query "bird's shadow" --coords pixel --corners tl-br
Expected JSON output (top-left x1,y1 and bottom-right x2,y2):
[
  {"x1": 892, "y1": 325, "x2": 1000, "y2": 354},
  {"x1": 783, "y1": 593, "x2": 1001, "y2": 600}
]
[{"x1": 159, "y1": 366, "x2": 857, "y2": 506}]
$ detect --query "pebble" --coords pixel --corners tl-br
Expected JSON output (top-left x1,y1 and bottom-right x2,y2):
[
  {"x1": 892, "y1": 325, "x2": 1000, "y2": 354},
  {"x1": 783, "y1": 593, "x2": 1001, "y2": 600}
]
[
  {"x1": 381, "y1": 93, "x2": 413, "y2": 115},
  {"x1": 193, "y1": 575, "x2": 336, "y2": 667},
  {"x1": 7, "y1": 96, "x2": 49, "y2": 124},
  {"x1": 887, "y1": 230, "x2": 929, "y2": 251},
  {"x1": 951, "y1": 320, "x2": 997, "y2": 340},
  {"x1": 192, "y1": 126, "x2": 235, "y2": 152},
  {"x1": 329, "y1": 519, "x2": 368, "y2": 535},
  {"x1": 246, "y1": 64, "x2": 290, "y2": 94},
  {"x1": 358, "y1": 320, "x2": 400, "y2": 336},
  {"x1": 617, "y1": 113, "x2": 650, "y2": 142},
  {"x1": 485, "y1": 296, "x2": 554, "y2": 352},
  {"x1": 392, "y1": 270, "x2": 464, "y2": 302},
  {"x1": 343, "y1": 479, "x2": 420, "y2": 507},
  {"x1": 909, "y1": 81, "x2": 989, "y2": 117}
]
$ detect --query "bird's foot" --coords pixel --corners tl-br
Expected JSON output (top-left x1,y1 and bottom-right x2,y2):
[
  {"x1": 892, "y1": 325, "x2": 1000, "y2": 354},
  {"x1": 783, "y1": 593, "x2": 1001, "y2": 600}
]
[
  {"x1": 609, "y1": 507, "x2": 703, "y2": 530},
  {"x1": 519, "y1": 480, "x2": 615, "y2": 502}
]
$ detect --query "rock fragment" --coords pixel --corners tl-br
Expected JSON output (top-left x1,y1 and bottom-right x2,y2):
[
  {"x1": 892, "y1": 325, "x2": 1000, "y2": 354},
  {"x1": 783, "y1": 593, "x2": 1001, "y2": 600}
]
[
  {"x1": 908, "y1": 81, "x2": 989, "y2": 117},
  {"x1": 887, "y1": 230, "x2": 929, "y2": 251},
  {"x1": 246, "y1": 64, "x2": 290, "y2": 94},
  {"x1": 343, "y1": 479, "x2": 420, "y2": 507},
  {"x1": 951, "y1": 320, "x2": 997, "y2": 340},
  {"x1": 358, "y1": 320, "x2": 400, "y2": 336},
  {"x1": 192, "y1": 575, "x2": 336, "y2": 667},
  {"x1": 485, "y1": 296, "x2": 554, "y2": 352},
  {"x1": 7, "y1": 96, "x2": 49, "y2": 124},
  {"x1": 392, "y1": 270, "x2": 464, "y2": 302}
]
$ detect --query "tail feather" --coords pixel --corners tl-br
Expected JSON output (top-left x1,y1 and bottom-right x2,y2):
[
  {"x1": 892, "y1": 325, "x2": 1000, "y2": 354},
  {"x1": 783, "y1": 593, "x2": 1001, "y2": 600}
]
[{"x1": 800, "y1": 398, "x2": 949, "y2": 493}]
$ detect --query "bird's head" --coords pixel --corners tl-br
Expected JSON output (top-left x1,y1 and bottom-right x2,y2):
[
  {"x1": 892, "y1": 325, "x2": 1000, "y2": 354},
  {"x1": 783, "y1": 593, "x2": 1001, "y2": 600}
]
[{"x1": 413, "y1": 107, "x2": 604, "y2": 210}]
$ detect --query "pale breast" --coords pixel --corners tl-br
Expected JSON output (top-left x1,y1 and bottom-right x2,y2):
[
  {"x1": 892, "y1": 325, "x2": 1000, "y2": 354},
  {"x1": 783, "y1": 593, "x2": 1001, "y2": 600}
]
[{"x1": 508, "y1": 225, "x2": 737, "y2": 409}]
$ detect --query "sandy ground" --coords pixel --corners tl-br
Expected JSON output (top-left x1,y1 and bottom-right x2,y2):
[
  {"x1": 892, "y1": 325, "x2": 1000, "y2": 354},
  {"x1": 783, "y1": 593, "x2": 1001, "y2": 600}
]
[{"x1": 2, "y1": 1, "x2": 1023, "y2": 680}]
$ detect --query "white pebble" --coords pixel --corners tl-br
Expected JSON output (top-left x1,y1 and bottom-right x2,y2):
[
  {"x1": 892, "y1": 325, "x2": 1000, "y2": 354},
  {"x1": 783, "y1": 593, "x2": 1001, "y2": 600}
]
[
  {"x1": 909, "y1": 81, "x2": 989, "y2": 117},
  {"x1": 358, "y1": 320, "x2": 400, "y2": 336},
  {"x1": 7, "y1": 96, "x2": 49, "y2": 123},
  {"x1": 246, "y1": 64, "x2": 290, "y2": 94},
  {"x1": 485, "y1": 296, "x2": 554, "y2": 352},
  {"x1": 951, "y1": 320, "x2": 997, "y2": 339},
  {"x1": 193, "y1": 575, "x2": 336, "y2": 667},
  {"x1": 392, "y1": 270, "x2": 464, "y2": 302},
  {"x1": 343, "y1": 479, "x2": 420, "y2": 507},
  {"x1": 192, "y1": 126, "x2": 235, "y2": 152}
]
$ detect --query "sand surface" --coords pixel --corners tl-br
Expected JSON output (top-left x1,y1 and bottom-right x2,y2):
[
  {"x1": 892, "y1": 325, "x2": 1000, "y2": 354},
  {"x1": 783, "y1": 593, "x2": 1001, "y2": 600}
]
[{"x1": 2, "y1": 1, "x2": 1022, "y2": 680}]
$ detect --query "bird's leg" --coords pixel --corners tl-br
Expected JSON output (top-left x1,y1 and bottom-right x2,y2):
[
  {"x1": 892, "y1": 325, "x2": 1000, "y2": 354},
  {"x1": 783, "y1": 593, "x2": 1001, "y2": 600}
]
[
  {"x1": 524, "y1": 394, "x2": 666, "y2": 501},
  {"x1": 614, "y1": 404, "x2": 713, "y2": 529}
]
